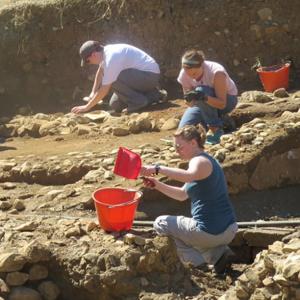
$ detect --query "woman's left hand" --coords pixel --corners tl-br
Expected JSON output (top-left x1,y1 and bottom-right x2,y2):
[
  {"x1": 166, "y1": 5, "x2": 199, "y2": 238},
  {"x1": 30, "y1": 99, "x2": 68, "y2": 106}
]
[
  {"x1": 140, "y1": 165, "x2": 156, "y2": 176},
  {"x1": 141, "y1": 176, "x2": 157, "y2": 189}
]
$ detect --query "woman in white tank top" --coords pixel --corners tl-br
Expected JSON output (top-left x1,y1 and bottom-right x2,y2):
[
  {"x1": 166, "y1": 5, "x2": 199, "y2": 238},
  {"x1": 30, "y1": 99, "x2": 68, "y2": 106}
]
[{"x1": 177, "y1": 49, "x2": 238, "y2": 145}]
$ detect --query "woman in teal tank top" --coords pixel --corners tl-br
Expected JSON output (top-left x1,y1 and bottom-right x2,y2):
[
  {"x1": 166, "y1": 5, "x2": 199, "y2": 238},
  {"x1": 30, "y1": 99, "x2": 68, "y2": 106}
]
[{"x1": 140, "y1": 124, "x2": 238, "y2": 273}]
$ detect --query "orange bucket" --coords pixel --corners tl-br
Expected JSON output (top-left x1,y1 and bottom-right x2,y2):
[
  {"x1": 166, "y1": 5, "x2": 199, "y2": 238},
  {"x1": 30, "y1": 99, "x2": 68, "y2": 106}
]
[
  {"x1": 92, "y1": 187, "x2": 142, "y2": 232},
  {"x1": 257, "y1": 63, "x2": 290, "y2": 92}
]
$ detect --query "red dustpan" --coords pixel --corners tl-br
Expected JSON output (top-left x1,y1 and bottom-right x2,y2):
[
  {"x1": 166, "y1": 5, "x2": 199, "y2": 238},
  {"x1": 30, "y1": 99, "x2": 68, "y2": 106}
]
[{"x1": 113, "y1": 147, "x2": 142, "y2": 179}]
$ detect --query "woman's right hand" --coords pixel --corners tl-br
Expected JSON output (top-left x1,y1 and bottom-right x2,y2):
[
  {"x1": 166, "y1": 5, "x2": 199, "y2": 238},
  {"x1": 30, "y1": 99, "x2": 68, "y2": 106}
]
[{"x1": 140, "y1": 165, "x2": 156, "y2": 176}]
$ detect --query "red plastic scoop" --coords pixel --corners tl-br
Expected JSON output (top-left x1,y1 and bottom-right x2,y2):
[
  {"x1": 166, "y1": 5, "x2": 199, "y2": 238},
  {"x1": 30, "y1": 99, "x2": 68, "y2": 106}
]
[{"x1": 113, "y1": 147, "x2": 142, "y2": 179}]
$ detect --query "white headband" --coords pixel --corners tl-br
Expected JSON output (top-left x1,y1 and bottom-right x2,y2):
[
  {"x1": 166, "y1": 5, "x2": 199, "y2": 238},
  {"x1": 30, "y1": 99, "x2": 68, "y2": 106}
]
[{"x1": 182, "y1": 58, "x2": 201, "y2": 65}]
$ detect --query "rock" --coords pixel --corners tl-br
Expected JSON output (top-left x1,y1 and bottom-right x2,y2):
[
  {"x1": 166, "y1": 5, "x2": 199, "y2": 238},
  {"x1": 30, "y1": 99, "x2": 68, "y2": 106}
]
[
  {"x1": 8, "y1": 287, "x2": 42, "y2": 300},
  {"x1": 15, "y1": 221, "x2": 38, "y2": 232},
  {"x1": 86, "y1": 221, "x2": 98, "y2": 232},
  {"x1": 39, "y1": 121, "x2": 60, "y2": 136},
  {"x1": 38, "y1": 281, "x2": 60, "y2": 300},
  {"x1": 0, "y1": 253, "x2": 27, "y2": 272},
  {"x1": 112, "y1": 127, "x2": 130, "y2": 136},
  {"x1": 65, "y1": 225, "x2": 83, "y2": 238},
  {"x1": 74, "y1": 124, "x2": 92, "y2": 135},
  {"x1": 84, "y1": 111, "x2": 109, "y2": 123},
  {"x1": 214, "y1": 149, "x2": 227, "y2": 162},
  {"x1": 161, "y1": 118, "x2": 179, "y2": 130},
  {"x1": 0, "y1": 161, "x2": 17, "y2": 171},
  {"x1": 283, "y1": 239, "x2": 300, "y2": 253},
  {"x1": 83, "y1": 169, "x2": 103, "y2": 183},
  {"x1": 0, "y1": 278, "x2": 9, "y2": 293},
  {"x1": 124, "y1": 233, "x2": 146, "y2": 246},
  {"x1": 135, "y1": 113, "x2": 152, "y2": 131},
  {"x1": 0, "y1": 201, "x2": 12, "y2": 211},
  {"x1": 13, "y1": 200, "x2": 26, "y2": 211},
  {"x1": 240, "y1": 91, "x2": 273, "y2": 103},
  {"x1": 282, "y1": 254, "x2": 300, "y2": 279},
  {"x1": 273, "y1": 88, "x2": 289, "y2": 98},
  {"x1": 128, "y1": 120, "x2": 141, "y2": 134},
  {"x1": 46, "y1": 190, "x2": 64, "y2": 201},
  {"x1": 1, "y1": 182, "x2": 17, "y2": 190},
  {"x1": 21, "y1": 241, "x2": 51, "y2": 263},
  {"x1": 223, "y1": 238, "x2": 300, "y2": 299},
  {"x1": 6, "y1": 271, "x2": 29, "y2": 286},
  {"x1": 29, "y1": 264, "x2": 49, "y2": 281}
]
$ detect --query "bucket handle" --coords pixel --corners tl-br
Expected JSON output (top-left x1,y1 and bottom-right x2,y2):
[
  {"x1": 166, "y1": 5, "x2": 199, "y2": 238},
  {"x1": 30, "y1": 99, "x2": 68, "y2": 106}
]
[{"x1": 107, "y1": 198, "x2": 138, "y2": 209}]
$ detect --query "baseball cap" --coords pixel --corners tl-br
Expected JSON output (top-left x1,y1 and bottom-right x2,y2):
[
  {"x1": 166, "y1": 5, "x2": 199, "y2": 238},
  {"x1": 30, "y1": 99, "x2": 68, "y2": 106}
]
[{"x1": 79, "y1": 40, "x2": 102, "y2": 67}]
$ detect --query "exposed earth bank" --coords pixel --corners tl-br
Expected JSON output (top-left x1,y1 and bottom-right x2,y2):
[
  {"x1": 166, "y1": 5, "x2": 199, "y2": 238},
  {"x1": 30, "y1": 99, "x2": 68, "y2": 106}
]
[{"x1": 1, "y1": 0, "x2": 300, "y2": 115}]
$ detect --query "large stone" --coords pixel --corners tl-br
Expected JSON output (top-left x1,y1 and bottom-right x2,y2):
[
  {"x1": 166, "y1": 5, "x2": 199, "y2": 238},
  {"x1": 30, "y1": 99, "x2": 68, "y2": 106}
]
[
  {"x1": 39, "y1": 121, "x2": 60, "y2": 136},
  {"x1": 20, "y1": 241, "x2": 51, "y2": 263},
  {"x1": 240, "y1": 91, "x2": 273, "y2": 103},
  {"x1": 29, "y1": 264, "x2": 49, "y2": 281},
  {"x1": 38, "y1": 281, "x2": 60, "y2": 300},
  {"x1": 6, "y1": 272, "x2": 29, "y2": 286},
  {"x1": 282, "y1": 254, "x2": 300, "y2": 279},
  {"x1": 84, "y1": 110, "x2": 109, "y2": 123},
  {"x1": 243, "y1": 228, "x2": 293, "y2": 247},
  {"x1": 0, "y1": 253, "x2": 26, "y2": 272},
  {"x1": 0, "y1": 278, "x2": 9, "y2": 293},
  {"x1": 161, "y1": 118, "x2": 179, "y2": 131},
  {"x1": 112, "y1": 127, "x2": 130, "y2": 136},
  {"x1": 8, "y1": 287, "x2": 42, "y2": 300}
]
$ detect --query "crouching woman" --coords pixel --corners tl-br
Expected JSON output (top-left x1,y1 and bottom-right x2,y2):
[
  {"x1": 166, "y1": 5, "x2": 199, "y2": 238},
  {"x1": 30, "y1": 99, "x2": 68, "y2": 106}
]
[
  {"x1": 178, "y1": 49, "x2": 238, "y2": 144},
  {"x1": 140, "y1": 124, "x2": 237, "y2": 273}
]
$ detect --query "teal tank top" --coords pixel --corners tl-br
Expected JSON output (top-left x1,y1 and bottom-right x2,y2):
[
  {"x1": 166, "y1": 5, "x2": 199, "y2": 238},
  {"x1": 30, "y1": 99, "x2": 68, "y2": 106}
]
[{"x1": 184, "y1": 152, "x2": 236, "y2": 235}]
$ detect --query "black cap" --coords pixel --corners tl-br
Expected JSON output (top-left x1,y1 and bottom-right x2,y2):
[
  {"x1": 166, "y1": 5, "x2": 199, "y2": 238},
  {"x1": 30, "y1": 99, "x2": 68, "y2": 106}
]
[{"x1": 79, "y1": 40, "x2": 102, "y2": 67}]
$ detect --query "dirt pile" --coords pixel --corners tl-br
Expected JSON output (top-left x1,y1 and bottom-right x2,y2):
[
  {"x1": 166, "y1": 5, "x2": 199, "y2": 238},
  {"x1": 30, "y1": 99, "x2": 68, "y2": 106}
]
[{"x1": 0, "y1": 213, "x2": 236, "y2": 300}]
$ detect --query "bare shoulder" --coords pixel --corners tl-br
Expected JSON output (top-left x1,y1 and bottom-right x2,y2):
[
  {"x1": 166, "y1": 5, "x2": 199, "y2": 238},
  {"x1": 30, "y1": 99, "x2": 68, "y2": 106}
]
[
  {"x1": 189, "y1": 154, "x2": 213, "y2": 179},
  {"x1": 189, "y1": 155, "x2": 212, "y2": 167}
]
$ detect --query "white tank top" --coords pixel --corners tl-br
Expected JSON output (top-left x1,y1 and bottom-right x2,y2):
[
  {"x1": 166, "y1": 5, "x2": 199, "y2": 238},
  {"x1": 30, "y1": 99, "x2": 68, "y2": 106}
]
[{"x1": 177, "y1": 60, "x2": 238, "y2": 96}]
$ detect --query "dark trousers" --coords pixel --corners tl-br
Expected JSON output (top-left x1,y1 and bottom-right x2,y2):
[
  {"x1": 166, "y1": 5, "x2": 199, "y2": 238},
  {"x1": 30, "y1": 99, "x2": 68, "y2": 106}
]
[{"x1": 110, "y1": 68, "x2": 160, "y2": 113}]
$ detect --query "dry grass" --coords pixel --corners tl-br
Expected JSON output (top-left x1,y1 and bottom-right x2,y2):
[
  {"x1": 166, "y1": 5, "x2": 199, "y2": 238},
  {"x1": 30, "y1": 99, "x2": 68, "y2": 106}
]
[{"x1": 0, "y1": 0, "x2": 56, "y2": 9}]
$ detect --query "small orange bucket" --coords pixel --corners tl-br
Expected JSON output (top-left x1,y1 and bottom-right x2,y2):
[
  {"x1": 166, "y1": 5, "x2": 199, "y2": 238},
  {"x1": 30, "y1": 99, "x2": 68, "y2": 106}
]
[
  {"x1": 257, "y1": 63, "x2": 290, "y2": 92},
  {"x1": 92, "y1": 187, "x2": 142, "y2": 232}
]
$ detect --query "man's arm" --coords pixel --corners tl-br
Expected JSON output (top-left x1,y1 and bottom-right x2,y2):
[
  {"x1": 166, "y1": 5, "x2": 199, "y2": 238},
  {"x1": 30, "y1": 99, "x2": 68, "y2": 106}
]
[
  {"x1": 71, "y1": 83, "x2": 111, "y2": 114},
  {"x1": 90, "y1": 64, "x2": 104, "y2": 97}
]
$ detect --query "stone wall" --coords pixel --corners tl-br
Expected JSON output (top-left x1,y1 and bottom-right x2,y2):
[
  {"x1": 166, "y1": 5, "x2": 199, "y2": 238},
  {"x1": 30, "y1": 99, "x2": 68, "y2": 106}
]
[{"x1": 0, "y1": 0, "x2": 299, "y2": 115}]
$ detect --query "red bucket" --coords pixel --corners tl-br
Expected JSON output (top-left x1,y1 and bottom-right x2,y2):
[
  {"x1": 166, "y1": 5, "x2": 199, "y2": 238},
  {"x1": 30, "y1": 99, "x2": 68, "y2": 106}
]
[
  {"x1": 257, "y1": 63, "x2": 290, "y2": 92},
  {"x1": 92, "y1": 187, "x2": 142, "y2": 232},
  {"x1": 113, "y1": 147, "x2": 142, "y2": 179}
]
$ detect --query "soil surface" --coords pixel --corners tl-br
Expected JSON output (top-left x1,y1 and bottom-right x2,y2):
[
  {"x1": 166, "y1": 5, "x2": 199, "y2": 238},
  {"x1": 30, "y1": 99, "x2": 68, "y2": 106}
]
[{"x1": 1, "y1": 92, "x2": 300, "y2": 299}]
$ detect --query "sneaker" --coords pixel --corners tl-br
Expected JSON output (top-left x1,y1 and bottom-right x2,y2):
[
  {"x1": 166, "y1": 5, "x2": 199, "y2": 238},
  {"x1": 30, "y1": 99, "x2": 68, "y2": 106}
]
[
  {"x1": 206, "y1": 128, "x2": 224, "y2": 145},
  {"x1": 213, "y1": 248, "x2": 235, "y2": 274},
  {"x1": 159, "y1": 89, "x2": 168, "y2": 102}
]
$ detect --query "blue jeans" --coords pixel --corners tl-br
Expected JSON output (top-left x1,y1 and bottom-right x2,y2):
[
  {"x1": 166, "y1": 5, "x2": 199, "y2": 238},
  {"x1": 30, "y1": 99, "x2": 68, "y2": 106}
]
[{"x1": 178, "y1": 86, "x2": 238, "y2": 129}]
